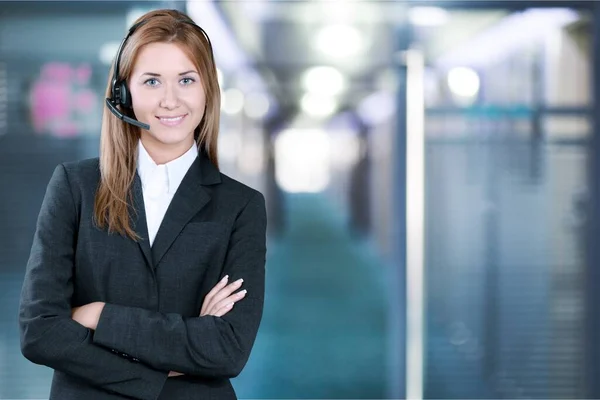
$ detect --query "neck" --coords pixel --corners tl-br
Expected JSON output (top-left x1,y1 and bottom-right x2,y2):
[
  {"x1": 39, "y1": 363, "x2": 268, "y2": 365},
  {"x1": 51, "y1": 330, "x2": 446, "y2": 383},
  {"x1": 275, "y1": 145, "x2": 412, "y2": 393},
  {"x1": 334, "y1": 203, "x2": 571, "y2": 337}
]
[{"x1": 140, "y1": 134, "x2": 194, "y2": 165}]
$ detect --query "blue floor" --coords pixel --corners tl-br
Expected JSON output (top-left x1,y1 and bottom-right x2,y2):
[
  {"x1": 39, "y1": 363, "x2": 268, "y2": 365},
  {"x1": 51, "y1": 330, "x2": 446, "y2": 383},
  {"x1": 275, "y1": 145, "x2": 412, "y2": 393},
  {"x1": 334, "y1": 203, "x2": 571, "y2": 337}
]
[{"x1": 233, "y1": 193, "x2": 389, "y2": 398}]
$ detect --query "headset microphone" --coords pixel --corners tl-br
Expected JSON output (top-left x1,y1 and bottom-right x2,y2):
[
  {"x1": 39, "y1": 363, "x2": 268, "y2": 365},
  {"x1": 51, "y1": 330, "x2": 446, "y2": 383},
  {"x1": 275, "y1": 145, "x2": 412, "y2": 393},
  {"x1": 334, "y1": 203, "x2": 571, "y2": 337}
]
[{"x1": 105, "y1": 98, "x2": 150, "y2": 130}]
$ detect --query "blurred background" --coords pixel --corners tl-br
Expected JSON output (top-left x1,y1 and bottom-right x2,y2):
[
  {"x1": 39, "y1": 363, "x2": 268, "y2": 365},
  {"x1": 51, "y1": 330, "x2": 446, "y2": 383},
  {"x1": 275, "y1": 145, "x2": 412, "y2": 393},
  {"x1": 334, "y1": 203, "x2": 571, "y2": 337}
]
[{"x1": 1, "y1": 0, "x2": 600, "y2": 398}]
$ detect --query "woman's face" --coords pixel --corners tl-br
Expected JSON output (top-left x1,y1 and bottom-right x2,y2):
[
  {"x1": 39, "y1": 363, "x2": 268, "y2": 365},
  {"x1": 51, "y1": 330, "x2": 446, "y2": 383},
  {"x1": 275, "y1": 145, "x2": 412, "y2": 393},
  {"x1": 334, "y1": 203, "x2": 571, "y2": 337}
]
[{"x1": 129, "y1": 42, "x2": 206, "y2": 155}]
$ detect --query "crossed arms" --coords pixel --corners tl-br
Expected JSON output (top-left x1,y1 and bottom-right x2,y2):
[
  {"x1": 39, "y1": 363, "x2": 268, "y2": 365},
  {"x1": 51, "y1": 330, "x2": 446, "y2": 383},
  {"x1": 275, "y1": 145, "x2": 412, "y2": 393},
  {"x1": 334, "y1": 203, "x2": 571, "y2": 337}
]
[{"x1": 18, "y1": 164, "x2": 267, "y2": 399}]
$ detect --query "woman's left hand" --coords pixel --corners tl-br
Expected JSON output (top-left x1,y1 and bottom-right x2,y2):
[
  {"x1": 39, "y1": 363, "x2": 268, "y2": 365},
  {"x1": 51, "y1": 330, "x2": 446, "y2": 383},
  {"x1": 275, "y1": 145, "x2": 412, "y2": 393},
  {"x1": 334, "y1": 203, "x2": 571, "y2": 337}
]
[{"x1": 71, "y1": 302, "x2": 105, "y2": 330}]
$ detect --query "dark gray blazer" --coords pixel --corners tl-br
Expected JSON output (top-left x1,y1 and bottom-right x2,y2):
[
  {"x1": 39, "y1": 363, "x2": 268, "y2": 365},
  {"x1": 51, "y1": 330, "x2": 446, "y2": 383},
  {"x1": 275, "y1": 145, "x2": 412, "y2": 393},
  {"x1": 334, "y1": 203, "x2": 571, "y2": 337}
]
[{"x1": 18, "y1": 150, "x2": 267, "y2": 399}]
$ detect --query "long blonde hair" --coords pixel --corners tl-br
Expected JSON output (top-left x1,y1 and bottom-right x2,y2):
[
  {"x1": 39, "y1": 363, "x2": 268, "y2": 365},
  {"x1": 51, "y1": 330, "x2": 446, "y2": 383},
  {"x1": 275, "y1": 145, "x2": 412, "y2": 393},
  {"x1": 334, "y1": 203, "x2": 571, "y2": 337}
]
[{"x1": 94, "y1": 9, "x2": 220, "y2": 240}]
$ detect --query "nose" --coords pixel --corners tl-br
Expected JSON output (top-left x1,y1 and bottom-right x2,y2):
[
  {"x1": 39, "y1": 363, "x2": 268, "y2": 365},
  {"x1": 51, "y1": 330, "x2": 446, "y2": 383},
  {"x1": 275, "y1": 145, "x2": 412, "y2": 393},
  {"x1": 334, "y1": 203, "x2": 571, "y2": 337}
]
[{"x1": 160, "y1": 83, "x2": 179, "y2": 110}]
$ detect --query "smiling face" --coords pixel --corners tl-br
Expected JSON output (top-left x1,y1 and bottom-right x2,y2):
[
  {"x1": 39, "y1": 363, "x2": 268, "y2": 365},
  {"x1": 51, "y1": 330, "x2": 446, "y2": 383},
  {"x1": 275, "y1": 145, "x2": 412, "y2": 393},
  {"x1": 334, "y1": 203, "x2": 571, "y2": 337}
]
[{"x1": 129, "y1": 42, "x2": 206, "y2": 164}]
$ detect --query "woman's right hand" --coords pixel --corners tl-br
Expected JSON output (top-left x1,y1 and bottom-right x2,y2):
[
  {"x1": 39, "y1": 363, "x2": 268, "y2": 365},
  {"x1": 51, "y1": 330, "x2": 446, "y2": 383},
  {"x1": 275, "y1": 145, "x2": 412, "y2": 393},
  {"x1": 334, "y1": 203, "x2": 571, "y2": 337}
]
[{"x1": 200, "y1": 275, "x2": 246, "y2": 317}]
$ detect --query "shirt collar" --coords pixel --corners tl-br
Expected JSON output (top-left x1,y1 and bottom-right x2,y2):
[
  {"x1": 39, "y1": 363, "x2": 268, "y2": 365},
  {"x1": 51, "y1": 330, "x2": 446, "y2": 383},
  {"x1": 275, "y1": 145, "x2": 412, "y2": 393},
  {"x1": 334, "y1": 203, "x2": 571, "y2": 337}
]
[{"x1": 137, "y1": 139, "x2": 198, "y2": 195}]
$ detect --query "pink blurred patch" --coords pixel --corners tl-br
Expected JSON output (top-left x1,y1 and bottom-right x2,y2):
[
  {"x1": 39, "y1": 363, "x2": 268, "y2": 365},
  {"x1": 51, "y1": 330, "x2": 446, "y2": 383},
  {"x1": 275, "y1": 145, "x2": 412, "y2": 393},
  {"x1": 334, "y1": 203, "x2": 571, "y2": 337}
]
[
  {"x1": 54, "y1": 121, "x2": 79, "y2": 138},
  {"x1": 30, "y1": 81, "x2": 70, "y2": 131}
]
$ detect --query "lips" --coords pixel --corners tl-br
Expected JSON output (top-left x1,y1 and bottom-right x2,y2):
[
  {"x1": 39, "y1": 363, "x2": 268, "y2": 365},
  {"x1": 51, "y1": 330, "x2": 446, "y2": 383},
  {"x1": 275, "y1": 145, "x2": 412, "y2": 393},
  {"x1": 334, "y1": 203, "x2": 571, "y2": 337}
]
[{"x1": 156, "y1": 114, "x2": 187, "y2": 126}]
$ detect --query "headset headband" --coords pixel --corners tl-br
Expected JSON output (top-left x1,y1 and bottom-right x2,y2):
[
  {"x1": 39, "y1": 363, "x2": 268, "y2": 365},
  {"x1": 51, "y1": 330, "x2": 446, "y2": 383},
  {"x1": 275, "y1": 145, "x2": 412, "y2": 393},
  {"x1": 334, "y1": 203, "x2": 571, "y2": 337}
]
[{"x1": 111, "y1": 17, "x2": 215, "y2": 93}]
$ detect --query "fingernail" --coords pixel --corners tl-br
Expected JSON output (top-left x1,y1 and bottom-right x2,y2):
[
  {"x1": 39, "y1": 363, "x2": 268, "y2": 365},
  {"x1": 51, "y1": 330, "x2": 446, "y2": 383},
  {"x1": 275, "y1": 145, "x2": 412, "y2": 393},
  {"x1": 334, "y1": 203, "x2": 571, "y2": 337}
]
[
  {"x1": 228, "y1": 302, "x2": 234, "y2": 307},
  {"x1": 242, "y1": 290, "x2": 247, "y2": 294},
  {"x1": 222, "y1": 275, "x2": 229, "y2": 282},
  {"x1": 237, "y1": 278, "x2": 244, "y2": 284}
]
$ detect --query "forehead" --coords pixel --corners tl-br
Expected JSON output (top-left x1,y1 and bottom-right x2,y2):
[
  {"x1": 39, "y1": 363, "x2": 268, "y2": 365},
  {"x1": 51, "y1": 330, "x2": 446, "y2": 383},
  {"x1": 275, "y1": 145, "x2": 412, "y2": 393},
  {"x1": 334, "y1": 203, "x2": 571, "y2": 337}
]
[{"x1": 132, "y1": 42, "x2": 196, "y2": 74}]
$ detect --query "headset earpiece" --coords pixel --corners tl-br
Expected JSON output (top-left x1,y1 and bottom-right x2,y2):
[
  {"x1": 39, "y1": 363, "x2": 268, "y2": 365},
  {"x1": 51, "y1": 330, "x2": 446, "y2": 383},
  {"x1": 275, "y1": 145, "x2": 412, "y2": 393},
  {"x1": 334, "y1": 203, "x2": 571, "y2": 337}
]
[{"x1": 117, "y1": 80, "x2": 132, "y2": 108}]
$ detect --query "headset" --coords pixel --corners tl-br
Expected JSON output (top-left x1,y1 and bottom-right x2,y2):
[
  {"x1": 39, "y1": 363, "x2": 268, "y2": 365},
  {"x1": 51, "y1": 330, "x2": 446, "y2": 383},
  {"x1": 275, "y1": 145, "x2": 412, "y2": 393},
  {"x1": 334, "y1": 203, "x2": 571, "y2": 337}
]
[{"x1": 105, "y1": 16, "x2": 215, "y2": 131}]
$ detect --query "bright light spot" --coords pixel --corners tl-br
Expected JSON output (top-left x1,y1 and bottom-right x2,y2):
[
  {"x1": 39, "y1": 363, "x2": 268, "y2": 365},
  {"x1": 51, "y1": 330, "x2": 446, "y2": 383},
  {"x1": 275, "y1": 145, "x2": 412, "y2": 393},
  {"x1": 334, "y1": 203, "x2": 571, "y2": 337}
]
[
  {"x1": 300, "y1": 93, "x2": 337, "y2": 118},
  {"x1": 315, "y1": 24, "x2": 363, "y2": 58},
  {"x1": 244, "y1": 92, "x2": 270, "y2": 119},
  {"x1": 274, "y1": 129, "x2": 330, "y2": 193},
  {"x1": 222, "y1": 88, "x2": 245, "y2": 115},
  {"x1": 409, "y1": 7, "x2": 449, "y2": 27},
  {"x1": 99, "y1": 42, "x2": 120, "y2": 66},
  {"x1": 447, "y1": 67, "x2": 480, "y2": 98},
  {"x1": 302, "y1": 66, "x2": 345, "y2": 96}
]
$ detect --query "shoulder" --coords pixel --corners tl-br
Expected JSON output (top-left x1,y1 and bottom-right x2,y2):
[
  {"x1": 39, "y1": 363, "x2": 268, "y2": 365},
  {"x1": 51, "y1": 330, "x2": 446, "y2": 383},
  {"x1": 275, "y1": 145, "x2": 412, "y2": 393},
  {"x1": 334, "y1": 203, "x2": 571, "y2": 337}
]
[
  {"x1": 61, "y1": 157, "x2": 99, "y2": 176},
  {"x1": 216, "y1": 172, "x2": 265, "y2": 209},
  {"x1": 53, "y1": 158, "x2": 100, "y2": 204},
  {"x1": 59, "y1": 157, "x2": 100, "y2": 185}
]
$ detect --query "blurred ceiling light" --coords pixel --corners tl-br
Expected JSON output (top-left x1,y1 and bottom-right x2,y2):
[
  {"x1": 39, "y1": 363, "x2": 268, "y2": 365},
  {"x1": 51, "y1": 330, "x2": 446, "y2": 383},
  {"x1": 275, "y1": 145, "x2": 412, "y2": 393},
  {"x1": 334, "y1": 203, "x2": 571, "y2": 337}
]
[
  {"x1": 244, "y1": 92, "x2": 270, "y2": 119},
  {"x1": 315, "y1": 24, "x2": 363, "y2": 58},
  {"x1": 222, "y1": 88, "x2": 245, "y2": 115},
  {"x1": 274, "y1": 129, "x2": 330, "y2": 193},
  {"x1": 301, "y1": 93, "x2": 337, "y2": 118},
  {"x1": 447, "y1": 67, "x2": 480, "y2": 98},
  {"x1": 302, "y1": 66, "x2": 345, "y2": 96},
  {"x1": 409, "y1": 7, "x2": 449, "y2": 26},
  {"x1": 99, "y1": 42, "x2": 120, "y2": 65},
  {"x1": 436, "y1": 8, "x2": 579, "y2": 68}
]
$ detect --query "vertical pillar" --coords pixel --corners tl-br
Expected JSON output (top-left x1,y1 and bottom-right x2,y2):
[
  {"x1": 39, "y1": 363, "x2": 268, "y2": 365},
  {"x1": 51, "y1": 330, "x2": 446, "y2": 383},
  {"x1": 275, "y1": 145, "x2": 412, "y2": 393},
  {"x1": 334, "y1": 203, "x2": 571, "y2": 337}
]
[
  {"x1": 389, "y1": 21, "x2": 412, "y2": 400},
  {"x1": 585, "y1": 3, "x2": 600, "y2": 398}
]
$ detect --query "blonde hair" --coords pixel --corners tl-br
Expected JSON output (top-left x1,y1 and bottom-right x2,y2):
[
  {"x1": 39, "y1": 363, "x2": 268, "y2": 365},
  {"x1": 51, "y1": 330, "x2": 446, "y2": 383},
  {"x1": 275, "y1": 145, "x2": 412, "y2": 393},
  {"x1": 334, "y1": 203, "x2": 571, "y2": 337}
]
[{"x1": 94, "y1": 9, "x2": 220, "y2": 240}]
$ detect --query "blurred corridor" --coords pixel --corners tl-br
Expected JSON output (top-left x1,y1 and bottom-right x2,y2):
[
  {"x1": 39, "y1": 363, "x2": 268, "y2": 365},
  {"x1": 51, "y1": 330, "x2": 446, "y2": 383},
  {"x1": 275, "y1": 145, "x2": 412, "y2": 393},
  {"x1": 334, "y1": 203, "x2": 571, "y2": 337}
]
[{"x1": 1, "y1": 0, "x2": 600, "y2": 399}]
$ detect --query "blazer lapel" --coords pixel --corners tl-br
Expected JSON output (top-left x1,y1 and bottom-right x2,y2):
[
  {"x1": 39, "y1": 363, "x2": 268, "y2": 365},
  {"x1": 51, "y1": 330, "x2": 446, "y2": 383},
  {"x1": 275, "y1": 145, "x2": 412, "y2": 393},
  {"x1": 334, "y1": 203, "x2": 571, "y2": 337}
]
[
  {"x1": 131, "y1": 173, "x2": 154, "y2": 270},
  {"x1": 151, "y1": 150, "x2": 221, "y2": 267}
]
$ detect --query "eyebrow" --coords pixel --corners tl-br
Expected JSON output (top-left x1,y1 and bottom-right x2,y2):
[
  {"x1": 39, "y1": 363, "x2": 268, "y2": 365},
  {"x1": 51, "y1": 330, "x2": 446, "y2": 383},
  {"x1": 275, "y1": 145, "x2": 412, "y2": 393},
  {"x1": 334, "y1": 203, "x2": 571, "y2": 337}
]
[{"x1": 141, "y1": 70, "x2": 198, "y2": 77}]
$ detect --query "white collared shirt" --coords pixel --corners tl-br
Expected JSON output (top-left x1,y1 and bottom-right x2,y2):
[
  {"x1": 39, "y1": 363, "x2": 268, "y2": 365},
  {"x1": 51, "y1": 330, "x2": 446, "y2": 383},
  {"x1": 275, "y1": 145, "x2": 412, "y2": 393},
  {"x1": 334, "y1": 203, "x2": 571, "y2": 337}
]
[{"x1": 137, "y1": 140, "x2": 198, "y2": 246}]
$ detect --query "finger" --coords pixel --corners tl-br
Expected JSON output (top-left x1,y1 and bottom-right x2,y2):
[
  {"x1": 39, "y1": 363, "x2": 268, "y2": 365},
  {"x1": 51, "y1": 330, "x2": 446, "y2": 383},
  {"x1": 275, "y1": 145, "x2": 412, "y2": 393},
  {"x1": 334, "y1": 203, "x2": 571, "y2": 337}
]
[
  {"x1": 206, "y1": 282, "x2": 244, "y2": 313},
  {"x1": 208, "y1": 289, "x2": 247, "y2": 316},
  {"x1": 213, "y1": 302, "x2": 234, "y2": 317},
  {"x1": 205, "y1": 275, "x2": 229, "y2": 303},
  {"x1": 201, "y1": 275, "x2": 229, "y2": 315},
  {"x1": 205, "y1": 279, "x2": 244, "y2": 313}
]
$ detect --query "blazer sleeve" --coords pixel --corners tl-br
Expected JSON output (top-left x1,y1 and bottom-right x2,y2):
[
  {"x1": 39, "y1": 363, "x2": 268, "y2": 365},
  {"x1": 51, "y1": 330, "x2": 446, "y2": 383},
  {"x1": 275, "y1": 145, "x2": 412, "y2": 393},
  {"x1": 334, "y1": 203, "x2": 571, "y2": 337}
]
[
  {"x1": 18, "y1": 164, "x2": 169, "y2": 399},
  {"x1": 92, "y1": 190, "x2": 267, "y2": 378}
]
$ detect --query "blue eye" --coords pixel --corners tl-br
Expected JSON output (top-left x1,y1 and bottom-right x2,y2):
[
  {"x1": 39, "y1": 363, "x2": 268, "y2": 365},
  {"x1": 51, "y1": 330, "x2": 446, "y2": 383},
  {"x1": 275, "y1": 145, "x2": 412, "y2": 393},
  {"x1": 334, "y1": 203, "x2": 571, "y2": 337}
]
[
  {"x1": 144, "y1": 78, "x2": 159, "y2": 86},
  {"x1": 181, "y1": 77, "x2": 195, "y2": 85}
]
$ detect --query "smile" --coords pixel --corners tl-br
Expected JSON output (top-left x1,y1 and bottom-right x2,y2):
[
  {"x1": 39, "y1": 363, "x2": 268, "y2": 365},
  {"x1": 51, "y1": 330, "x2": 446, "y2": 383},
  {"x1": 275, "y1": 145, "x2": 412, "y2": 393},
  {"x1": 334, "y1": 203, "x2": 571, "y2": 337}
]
[{"x1": 156, "y1": 114, "x2": 187, "y2": 126}]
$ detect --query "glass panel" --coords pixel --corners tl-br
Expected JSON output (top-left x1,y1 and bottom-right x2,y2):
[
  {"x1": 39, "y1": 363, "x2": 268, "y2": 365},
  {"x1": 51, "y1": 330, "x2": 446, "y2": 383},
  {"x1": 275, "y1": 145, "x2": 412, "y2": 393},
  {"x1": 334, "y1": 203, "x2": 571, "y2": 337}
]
[{"x1": 417, "y1": 7, "x2": 591, "y2": 398}]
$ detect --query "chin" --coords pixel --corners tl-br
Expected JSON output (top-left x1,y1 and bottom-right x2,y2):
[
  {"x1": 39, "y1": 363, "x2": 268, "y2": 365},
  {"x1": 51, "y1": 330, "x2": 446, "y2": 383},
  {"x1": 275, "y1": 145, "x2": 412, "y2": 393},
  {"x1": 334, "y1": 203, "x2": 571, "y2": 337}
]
[{"x1": 149, "y1": 130, "x2": 193, "y2": 146}]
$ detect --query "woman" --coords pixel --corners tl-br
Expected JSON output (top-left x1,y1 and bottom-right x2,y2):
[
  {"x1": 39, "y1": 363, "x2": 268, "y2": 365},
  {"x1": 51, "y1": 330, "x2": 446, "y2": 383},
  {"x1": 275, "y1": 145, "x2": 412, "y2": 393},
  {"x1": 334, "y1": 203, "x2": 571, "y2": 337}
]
[{"x1": 18, "y1": 9, "x2": 267, "y2": 400}]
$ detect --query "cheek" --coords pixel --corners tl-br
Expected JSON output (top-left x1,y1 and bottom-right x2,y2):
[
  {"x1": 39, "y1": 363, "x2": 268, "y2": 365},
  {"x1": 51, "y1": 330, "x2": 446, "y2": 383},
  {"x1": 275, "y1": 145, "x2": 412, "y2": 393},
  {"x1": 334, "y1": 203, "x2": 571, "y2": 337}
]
[
  {"x1": 187, "y1": 91, "x2": 206, "y2": 112},
  {"x1": 130, "y1": 88, "x2": 155, "y2": 113}
]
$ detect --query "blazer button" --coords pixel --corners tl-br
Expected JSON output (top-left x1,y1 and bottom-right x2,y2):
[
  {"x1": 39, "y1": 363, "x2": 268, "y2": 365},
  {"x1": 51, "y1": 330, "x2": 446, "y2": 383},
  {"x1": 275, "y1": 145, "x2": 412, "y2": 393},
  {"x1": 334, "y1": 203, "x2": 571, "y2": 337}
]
[{"x1": 132, "y1": 357, "x2": 140, "y2": 362}]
